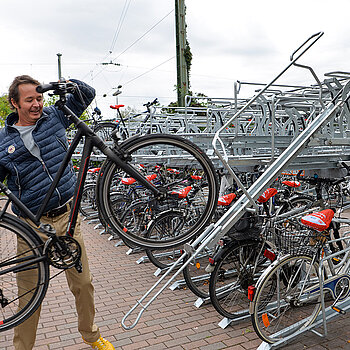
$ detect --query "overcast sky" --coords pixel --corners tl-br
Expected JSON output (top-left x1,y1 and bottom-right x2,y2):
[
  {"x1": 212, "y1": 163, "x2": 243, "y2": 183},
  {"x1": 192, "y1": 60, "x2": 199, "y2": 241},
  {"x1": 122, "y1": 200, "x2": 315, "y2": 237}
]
[{"x1": 1, "y1": 0, "x2": 350, "y2": 117}]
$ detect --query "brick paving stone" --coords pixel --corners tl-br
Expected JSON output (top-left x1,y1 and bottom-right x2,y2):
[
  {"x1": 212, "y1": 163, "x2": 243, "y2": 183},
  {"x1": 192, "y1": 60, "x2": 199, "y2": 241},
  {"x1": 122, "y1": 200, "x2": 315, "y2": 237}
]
[
  {"x1": 2, "y1": 219, "x2": 350, "y2": 350},
  {"x1": 179, "y1": 338, "x2": 208, "y2": 349},
  {"x1": 199, "y1": 343, "x2": 226, "y2": 350}
]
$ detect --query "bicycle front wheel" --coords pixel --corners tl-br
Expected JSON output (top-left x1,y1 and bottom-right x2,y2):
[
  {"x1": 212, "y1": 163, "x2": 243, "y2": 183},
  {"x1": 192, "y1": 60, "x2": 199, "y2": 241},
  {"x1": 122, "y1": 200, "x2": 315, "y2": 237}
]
[
  {"x1": 250, "y1": 254, "x2": 322, "y2": 344},
  {"x1": 97, "y1": 134, "x2": 219, "y2": 249},
  {"x1": 0, "y1": 214, "x2": 49, "y2": 332},
  {"x1": 145, "y1": 210, "x2": 186, "y2": 269}
]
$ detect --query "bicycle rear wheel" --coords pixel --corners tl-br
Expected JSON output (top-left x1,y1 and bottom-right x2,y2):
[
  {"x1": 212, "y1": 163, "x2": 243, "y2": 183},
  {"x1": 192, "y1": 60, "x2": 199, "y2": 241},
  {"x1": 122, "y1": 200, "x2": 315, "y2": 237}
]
[
  {"x1": 209, "y1": 239, "x2": 267, "y2": 319},
  {"x1": 97, "y1": 134, "x2": 218, "y2": 249},
  {"x1": 250, "y1": 254, "x2": 322, "y2": 344},
  {"x1": 0, "y1": 214, "x2": 49, "y2": 331}
]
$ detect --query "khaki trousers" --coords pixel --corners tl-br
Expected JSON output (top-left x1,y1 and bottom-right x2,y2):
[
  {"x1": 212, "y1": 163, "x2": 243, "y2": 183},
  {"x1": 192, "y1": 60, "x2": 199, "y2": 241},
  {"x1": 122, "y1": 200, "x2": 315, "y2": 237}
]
[{"x1": 13, "y1": 211, "x2": 100, "y2": 350}]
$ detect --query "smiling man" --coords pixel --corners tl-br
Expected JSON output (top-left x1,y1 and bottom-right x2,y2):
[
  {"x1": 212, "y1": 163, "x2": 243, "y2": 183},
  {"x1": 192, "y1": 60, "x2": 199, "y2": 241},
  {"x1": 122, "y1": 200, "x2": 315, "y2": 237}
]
[
  {"x1": 0, "y1": 75, "x2": 115, "y2": 350},
  {"x1": 10, "y1": 80, "x2": 44, "y2": 125}
]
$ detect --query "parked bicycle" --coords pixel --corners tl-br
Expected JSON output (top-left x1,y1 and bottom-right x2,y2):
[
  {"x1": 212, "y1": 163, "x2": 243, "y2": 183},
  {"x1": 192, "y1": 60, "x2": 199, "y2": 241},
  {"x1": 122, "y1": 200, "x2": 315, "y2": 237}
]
[{"x1": 249, "y1": 207, "x2": 350, "y2": 345}]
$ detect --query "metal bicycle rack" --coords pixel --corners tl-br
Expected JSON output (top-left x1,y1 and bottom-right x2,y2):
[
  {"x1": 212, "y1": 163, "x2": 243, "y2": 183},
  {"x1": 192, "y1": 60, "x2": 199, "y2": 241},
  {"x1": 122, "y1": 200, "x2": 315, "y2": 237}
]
[
  {"x1": 69, "y1": 32, "x2": 350, "y2": 348},
  {"x1": 119, "y1": 33, "x2": 350, "y2": 347}
]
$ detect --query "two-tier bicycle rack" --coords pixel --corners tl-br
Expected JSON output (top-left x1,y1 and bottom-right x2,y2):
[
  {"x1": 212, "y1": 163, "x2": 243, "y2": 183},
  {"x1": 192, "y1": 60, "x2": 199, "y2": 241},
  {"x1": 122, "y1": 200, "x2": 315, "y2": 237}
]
[{"x1": 117, "y1": 32, "x2": 350, "y2": 348}]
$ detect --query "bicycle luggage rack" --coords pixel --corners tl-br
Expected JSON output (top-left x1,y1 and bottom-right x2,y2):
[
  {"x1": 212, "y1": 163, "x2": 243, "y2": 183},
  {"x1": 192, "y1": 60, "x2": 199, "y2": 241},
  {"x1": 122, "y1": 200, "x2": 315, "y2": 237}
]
[{"x1": 121, "y1": 32, "x2": 350, "y2": 339}]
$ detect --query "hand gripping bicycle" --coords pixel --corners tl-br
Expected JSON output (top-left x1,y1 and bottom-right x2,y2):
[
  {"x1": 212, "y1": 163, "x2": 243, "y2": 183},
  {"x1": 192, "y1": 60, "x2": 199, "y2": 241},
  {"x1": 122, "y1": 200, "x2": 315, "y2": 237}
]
[{"x1": 0, "y1": 81, "x2": 219, "y2": 331}]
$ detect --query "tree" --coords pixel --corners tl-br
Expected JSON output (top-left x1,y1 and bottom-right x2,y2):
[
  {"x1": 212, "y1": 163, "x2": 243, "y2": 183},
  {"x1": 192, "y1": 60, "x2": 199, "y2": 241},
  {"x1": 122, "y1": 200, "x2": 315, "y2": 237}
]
[{"x1": 0, "y1": 95, "x2": 12, "y2": 127}]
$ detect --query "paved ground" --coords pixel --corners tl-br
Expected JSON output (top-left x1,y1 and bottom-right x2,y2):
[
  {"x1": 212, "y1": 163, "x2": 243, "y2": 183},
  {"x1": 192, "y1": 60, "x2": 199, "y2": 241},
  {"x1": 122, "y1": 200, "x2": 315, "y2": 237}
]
[{"x1": 2, "y1": 217, "x2": 350, "y2": 350}]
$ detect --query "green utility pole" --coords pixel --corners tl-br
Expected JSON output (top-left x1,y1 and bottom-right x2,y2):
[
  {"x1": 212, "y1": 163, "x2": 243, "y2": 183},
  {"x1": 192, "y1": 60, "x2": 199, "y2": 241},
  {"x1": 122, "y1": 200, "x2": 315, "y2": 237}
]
[{"x1": 175, "y1": 0, "x2": 188, "y2": 107}]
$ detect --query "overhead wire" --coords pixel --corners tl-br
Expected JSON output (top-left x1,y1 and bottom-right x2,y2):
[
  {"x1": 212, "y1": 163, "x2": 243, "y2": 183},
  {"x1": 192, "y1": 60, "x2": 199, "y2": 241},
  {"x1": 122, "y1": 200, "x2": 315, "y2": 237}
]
[
  {"x1": 82, "y1": 7, "x2": 174, "y2": 87},
  {"x1": 109, "y1": 0, "x2": 132, "y2": 54},
  {"x1": 122, "y1": 56, "x2": 175, "y2": 86},
  {"x1": 110, "y1": 9, "x2": 174, "y2": 62},
  {"x1": 81, "y1": 6, "x2": 175, "y2": 106}
]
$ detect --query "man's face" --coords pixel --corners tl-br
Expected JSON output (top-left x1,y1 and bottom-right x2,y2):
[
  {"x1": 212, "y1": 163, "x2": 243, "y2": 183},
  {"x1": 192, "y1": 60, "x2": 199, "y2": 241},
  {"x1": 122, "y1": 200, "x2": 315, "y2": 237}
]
[{"x1": 11, "y1": 84, "x2": 43, "y2": 126}]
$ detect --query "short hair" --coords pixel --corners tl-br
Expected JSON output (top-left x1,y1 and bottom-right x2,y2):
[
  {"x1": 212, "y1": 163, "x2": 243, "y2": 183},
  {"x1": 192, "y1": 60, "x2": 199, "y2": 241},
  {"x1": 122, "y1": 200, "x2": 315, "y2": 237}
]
[{"x1": 8, "y1": 75, "x2": 41, "y2": 110}]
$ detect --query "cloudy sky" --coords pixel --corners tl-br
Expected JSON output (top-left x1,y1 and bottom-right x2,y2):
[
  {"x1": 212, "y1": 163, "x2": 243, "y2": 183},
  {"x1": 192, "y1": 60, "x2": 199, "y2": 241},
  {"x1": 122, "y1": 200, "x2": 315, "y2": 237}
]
[{"x1": 1, "y1": 0, "x2": 350, "y2": 117}]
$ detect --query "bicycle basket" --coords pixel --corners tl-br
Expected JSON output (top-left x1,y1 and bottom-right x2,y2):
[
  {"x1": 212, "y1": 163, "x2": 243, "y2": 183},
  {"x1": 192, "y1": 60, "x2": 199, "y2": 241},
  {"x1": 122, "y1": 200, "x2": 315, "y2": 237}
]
[{"x1": 273, "y1": 224, "x2": 326, "y2": 256}]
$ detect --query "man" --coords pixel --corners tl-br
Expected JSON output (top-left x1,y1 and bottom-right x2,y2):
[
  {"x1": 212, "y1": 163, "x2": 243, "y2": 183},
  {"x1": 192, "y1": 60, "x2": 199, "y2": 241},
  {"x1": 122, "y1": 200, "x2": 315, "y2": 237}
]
[{"x1": 0, "y1": 75, "x2": 115, "y2": 350}]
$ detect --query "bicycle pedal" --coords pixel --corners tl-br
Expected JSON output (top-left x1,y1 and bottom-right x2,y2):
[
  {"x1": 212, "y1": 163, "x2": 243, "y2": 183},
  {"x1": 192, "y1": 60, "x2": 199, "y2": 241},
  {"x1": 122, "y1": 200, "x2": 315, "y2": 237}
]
[
  {"x1": 332, "y1": 305, "x2": 346, "y2": 315},
  {"x1": 205, "y1": 263, "x2": 215, "y2": 273},
  {"x1": 75, "y1": 260, "x2": 83, "y2": 273},
  {"x1": 332, "y1": 257, "x2": 341, "y2": 265}
]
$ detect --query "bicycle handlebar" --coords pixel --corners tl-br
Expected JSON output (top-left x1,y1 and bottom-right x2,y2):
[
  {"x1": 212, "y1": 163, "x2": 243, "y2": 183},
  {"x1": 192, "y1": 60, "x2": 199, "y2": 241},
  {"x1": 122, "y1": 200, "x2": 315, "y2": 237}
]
[
  {"x1": 296, "y1": 162, "x2": 350, "y2": 185},
  {"x1": 36, "y1": 80, "x2": 77, "y2": 94},
  {"x1": 143, "y1": 98, "x2": 158, "y2": 108},
  {"x1": 36, "y1": 83, "x2": 55, "y2": 93}
]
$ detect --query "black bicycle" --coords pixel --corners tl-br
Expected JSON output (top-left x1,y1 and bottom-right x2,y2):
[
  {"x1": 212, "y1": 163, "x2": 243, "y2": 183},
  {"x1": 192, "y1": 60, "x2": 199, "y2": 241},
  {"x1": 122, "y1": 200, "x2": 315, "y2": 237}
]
[{"x1": 0, "y1": 80, "x2": 218, "y2": 331}]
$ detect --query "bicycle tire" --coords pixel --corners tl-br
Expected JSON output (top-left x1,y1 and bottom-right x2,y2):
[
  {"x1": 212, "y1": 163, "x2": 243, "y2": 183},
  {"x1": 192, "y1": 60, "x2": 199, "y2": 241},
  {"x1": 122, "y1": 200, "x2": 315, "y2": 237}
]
[
  {"x1": 250, "y1": 254, "x2": 323, "y2": 344},
  {"x1": 0, "y1": 214, "x2": 49, "y2": 332},
  {"x1": 277, "y1": 195, "x2": 315, "y2": 215},
  {"x1": 182, "y1": 246, "x2": 215, "y2": 299},
  {"x1": 79, "y1": 184, "x2": 97, "y2": 218},
  {"x1": 209, "y1": 239, "x2": 268, "y2": 319},
  {"x1": 93, "y1": 122, "x2": 118, "y2": 142},
  {"x1": 97, "y1": 134, "x2": 218, "y2": 249},
  {"x1": 145, "y1": 210, "x2": 185, "y2": 269}
]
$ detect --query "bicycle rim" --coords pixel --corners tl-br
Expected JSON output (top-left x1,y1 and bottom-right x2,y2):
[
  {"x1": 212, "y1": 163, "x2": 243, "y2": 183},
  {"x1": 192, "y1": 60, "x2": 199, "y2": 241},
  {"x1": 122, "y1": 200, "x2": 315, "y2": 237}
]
[
  {"x1": 209, "y1": 240, "x2": 267, "y2": 319},
  {"x1": 0, "y1": 214, "x2": 49, "y2": 331},
  {"x1": 98, "y1": 134, "x2": 218, "y2": 249},
  {"x1": 251, "y1": 254, "x2": 322, "y2": 344}
]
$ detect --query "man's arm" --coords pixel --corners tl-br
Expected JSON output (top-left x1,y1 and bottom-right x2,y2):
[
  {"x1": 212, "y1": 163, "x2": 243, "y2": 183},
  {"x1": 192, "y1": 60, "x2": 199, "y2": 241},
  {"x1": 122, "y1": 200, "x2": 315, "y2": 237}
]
[
  {"x1": 66, "y1": 79, "x2": 96, "y2": 117},
  {"x1": 53, "y1": 79, "x2": 96, "y2": 129}
]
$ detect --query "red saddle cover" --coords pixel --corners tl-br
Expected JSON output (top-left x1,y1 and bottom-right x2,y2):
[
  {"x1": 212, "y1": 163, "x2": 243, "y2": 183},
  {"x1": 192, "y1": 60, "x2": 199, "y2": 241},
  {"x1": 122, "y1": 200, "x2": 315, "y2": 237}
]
[
  {"x1": 121, "y1": 177, "x2": 136, "y2": 185},
  {"x1": 218, "y1": 193, "x2": 236, "y2": 206},
  {"x1": 146, "y1": 174, "x2": 157, "y2": 181},
  {"x1": 301, "y1": 209, "x2": 334, "y2": 231},
  {"x1": 121, "y1": 174, "x2": 156, "y2": 185},
  {"x1": 282, "y1": 180, "x2": 301, "y2": 188},
  {"x1": 171, "y1": 186, "x2": 192, "y2": 198},
  {"x1": 257, "y1": 188, "x2": 278, "y2": 203}
]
